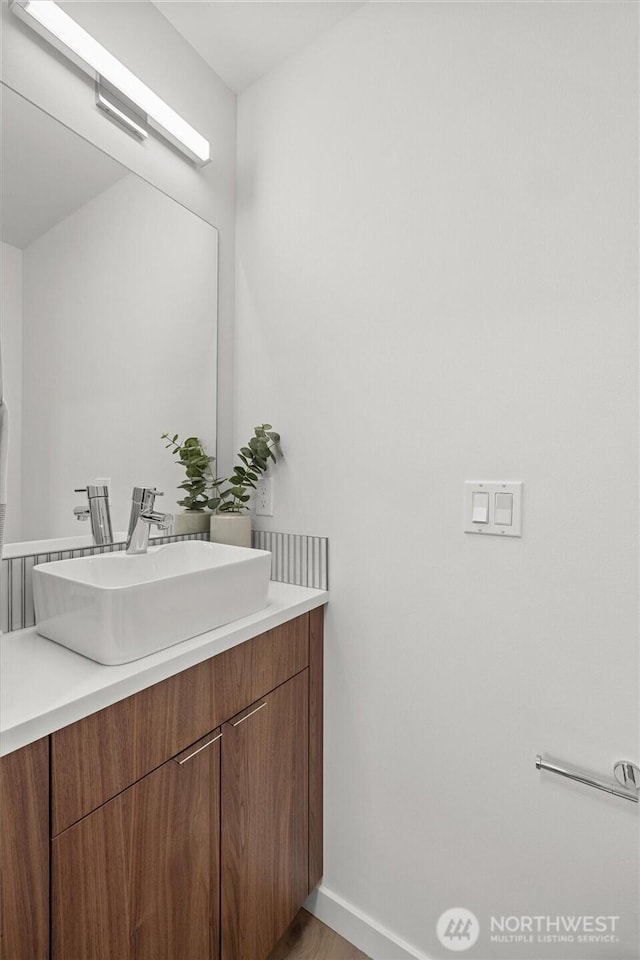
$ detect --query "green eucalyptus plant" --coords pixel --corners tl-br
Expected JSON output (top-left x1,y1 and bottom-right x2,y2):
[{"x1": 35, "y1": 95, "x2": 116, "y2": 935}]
[
  {"x1": 208, "y1": 424, "x2": 281, "y2": 514},
  {"x1": 161, "y1": 433, "x2": 219, "y2": 512}
]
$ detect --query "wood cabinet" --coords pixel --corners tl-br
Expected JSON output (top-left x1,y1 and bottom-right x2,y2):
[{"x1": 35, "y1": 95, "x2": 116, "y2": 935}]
[
  {"x1": 221, "y1": 672, "x2": 309, "y2": 960},
  {"x1": 51, "y1": 614, "x2": 309, "y2": 835},
  {"x1": 52, "y1": 729, "x2": 221, "y2": 960},
  {"x1": 0, "y1": 607, "x2": 324, "y2": 960},
  {"x1": 0, "y1": 738, "x2": 49, "y2": 960}
]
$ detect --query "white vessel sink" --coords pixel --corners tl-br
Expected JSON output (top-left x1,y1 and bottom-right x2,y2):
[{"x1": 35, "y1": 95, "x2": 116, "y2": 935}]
[{"x1": 33, "y1": 540, "x2": 272, "y2": 665}]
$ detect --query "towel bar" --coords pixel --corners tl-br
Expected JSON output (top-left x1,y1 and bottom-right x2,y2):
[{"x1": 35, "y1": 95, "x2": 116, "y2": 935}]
[{"x1": 536, "y1": 755, "x2": 639, "y2": 803}]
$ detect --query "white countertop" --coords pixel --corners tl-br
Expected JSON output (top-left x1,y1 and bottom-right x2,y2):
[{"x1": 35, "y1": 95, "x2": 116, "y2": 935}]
[{"x1": 0, "y1": 582, "x2": 328, "y2": 757}]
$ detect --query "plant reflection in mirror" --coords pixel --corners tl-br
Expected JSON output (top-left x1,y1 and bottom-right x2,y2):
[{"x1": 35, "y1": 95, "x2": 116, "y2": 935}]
[{"x1": 161, "y1": 434, "x2": 220, "y2": 512}]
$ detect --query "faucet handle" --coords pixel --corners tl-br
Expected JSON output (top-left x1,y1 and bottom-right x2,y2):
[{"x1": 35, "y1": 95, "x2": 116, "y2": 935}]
[
  {"x1": 131, "y1": 486, "x2": 164, "y2": 518},
  {"x1": 75, "y1": 485, "x2": 109, "y2": 499},
  {"x1": 132, "y1": 486, "x2": 164, "y2": 499}
]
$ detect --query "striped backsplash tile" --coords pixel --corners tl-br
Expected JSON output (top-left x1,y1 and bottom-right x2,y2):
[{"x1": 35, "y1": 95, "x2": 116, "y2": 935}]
[
  {"x1": 1, "y1": 530, "x2": 328, "y2": 633},
  {"x1": 252, "y1": 531, "x2": 328, "y2": 591}
]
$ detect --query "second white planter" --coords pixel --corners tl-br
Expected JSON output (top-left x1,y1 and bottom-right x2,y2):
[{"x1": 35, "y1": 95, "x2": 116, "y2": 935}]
[{"x1": 209, "y1": 513, "x2": 252, "y2": 548}]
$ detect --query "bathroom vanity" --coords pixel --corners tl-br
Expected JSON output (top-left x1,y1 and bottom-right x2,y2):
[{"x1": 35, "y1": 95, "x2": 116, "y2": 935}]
[{"x1": 0, "y1": 590, "x2": 325, "y2": 960}]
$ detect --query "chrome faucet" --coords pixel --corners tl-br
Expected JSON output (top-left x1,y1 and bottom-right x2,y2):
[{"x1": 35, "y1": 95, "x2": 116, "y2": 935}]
[
  {"x1": 74, "y1": 484, "x2": 113, "y2": 545},
  {"x1": 126, "y1": 486, "x2": 173, "y2": 555}
]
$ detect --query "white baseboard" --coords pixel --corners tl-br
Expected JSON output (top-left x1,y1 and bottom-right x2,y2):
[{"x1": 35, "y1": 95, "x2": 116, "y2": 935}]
[{"x1": 304, "y1": 885, "x2": 433, "y2": 960}]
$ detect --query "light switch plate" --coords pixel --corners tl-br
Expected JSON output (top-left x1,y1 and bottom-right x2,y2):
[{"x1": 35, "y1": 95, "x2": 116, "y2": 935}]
[{"x1": 464, "y1": 481, "x2": 523, "y2": 537}]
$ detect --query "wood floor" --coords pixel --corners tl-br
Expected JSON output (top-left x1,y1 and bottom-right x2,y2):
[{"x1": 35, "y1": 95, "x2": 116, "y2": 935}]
[{"x1": 268, "y1": 909, "x2": 370, "y2": 960}]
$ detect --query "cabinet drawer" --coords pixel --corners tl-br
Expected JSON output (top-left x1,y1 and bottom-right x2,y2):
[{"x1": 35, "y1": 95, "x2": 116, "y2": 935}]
[{"x1": 51, "y1": 613, "x2": 309, "y2": 835}]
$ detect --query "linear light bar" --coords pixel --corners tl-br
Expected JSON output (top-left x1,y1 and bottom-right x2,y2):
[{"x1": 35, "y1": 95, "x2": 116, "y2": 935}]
[{"x1": 10, "y1": 0, "x2": 211, "y2": 165}]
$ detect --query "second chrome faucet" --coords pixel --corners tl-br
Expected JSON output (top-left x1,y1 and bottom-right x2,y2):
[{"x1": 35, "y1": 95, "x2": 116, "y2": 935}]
[{"x1": 125, "y1": 486, "x2": 173, "y2": 555}]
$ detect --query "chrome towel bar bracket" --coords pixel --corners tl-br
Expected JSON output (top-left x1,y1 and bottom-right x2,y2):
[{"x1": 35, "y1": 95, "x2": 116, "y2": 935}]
[{"x1": 536, "y1": 755, "x2": 640, "y2": 804}]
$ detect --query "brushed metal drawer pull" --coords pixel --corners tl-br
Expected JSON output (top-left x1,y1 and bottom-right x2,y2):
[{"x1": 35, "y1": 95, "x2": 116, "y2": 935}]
[
  {"x1": 231, "y1": 702, "x2": 267, "y2": 728},
  {"x1": 177, "y1": 733, "x2": 222, "y2": 765}
]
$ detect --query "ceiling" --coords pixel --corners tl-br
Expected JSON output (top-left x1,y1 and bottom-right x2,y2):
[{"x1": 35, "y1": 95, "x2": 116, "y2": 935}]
[
  {"x1": 1, "y1": 89, "x2": 127, "y2": 250},
  {"x1": 151, "y1": 1, "x2": 364, "y2": 94}
]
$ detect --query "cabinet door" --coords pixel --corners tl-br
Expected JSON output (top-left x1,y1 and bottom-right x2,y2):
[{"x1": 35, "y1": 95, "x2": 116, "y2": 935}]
[
  {"x1": 0, "y1": 738, "x2": 49, "y2": 960},
  {"x1": 221, "y1": 670, "x2": 309, "y2": 960},
  {"x1": 52, "y1": 729, "x2": 221, "y2": 960}
]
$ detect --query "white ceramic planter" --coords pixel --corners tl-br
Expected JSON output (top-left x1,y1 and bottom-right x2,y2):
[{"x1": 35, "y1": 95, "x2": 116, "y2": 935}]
[
  {"x1": 209, "y1": 513, "x2": 252, "y2": 548},
  {"x1": 172, "y1": 510, "x2": 211, "y2": 536}
]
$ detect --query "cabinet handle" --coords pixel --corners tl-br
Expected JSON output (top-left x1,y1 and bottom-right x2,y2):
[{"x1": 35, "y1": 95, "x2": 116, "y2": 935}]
[
  {"x1": 176, "y1": 733, "x2": 222, "y2": 765},
  {"x1": 231, "y1": 702, "x2": 267, "y2": 727}
]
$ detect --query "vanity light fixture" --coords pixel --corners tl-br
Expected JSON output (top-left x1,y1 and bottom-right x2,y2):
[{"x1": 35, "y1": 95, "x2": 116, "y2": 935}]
[
  {"x1": 95, "y1": 81, "x2": 148, "y2": 142},
  {"x1": 9, "y1": 0, "x2": 211, "y2": 165}
]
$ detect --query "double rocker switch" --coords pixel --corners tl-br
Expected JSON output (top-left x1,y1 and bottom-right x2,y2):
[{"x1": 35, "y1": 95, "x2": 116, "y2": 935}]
[
  {"x1": 465, "y1": 481, "x2": 522, "y2": 537},
  {"x1": 471, "y1": 491, "x2": 513, "y2": 526}
]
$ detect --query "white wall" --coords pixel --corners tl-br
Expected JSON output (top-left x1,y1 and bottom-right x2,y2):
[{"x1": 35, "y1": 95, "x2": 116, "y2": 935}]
[
  {"x1": 1, "y1": 0, "x2": 236, "y2": 472},
  {"x1": 0, "y1": 243, "x2": 22, "y2": 541},
  {"x1": 22, "y1": 174, "x2": 217, "y2": 540},
  {"x1": 236, "y1": 3, "x2": 639, "y2": 958}
]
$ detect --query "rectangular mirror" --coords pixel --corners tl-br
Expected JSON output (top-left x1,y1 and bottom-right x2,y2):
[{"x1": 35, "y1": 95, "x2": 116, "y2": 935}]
[{"x1": 1, "y1": 85, "x2": 218, "y2": 548}]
